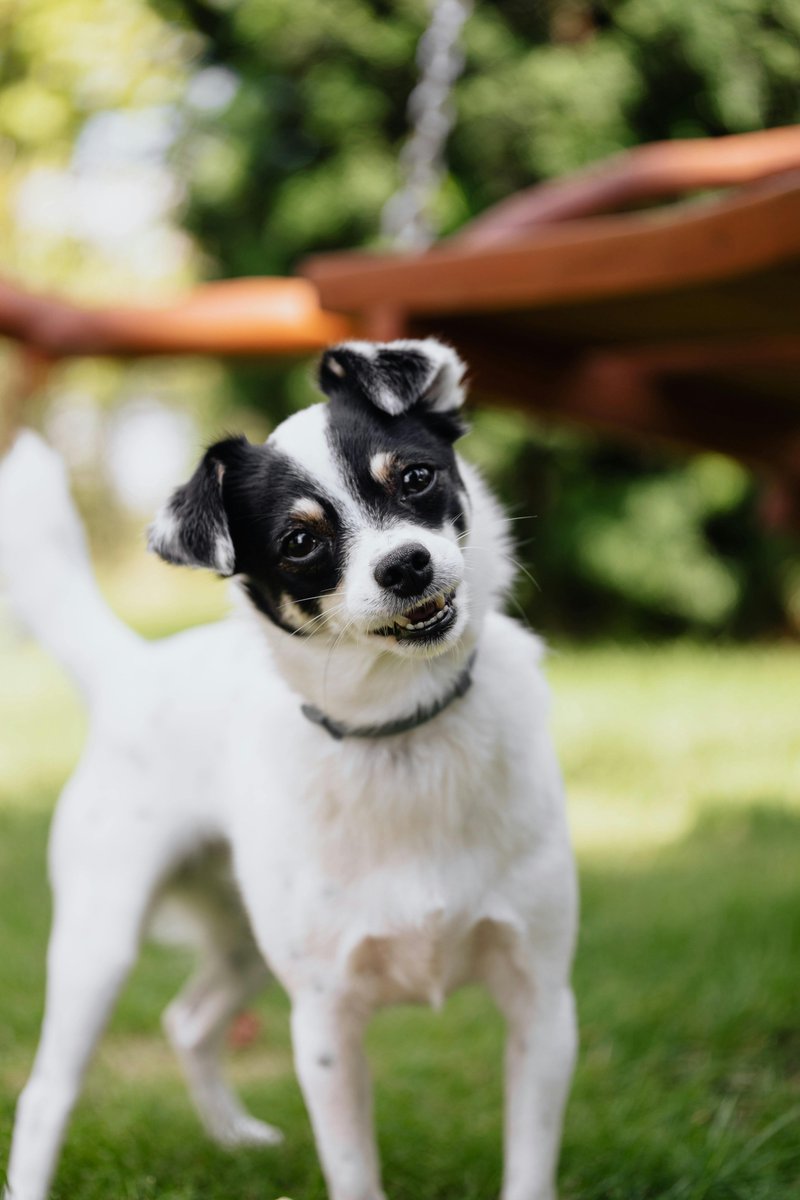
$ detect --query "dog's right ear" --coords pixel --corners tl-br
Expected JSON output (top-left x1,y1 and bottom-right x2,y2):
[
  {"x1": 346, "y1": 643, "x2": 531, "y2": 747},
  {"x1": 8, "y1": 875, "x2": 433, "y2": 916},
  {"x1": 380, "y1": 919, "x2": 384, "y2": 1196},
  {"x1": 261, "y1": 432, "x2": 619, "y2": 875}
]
[
  {"x1": 148, "y1": 436, "x2": 250, "y2": 575},
  {"x1": 318, "y1": 339, "x2": 466, "y2": 418}
]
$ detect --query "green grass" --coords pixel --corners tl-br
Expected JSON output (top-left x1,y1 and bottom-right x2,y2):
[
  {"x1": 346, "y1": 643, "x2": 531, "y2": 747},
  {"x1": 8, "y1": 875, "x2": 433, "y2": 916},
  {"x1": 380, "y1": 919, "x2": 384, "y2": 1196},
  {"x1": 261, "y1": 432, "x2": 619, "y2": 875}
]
[{"x1": 2, "y1": 580, "x2": 799, "y2": 1198}]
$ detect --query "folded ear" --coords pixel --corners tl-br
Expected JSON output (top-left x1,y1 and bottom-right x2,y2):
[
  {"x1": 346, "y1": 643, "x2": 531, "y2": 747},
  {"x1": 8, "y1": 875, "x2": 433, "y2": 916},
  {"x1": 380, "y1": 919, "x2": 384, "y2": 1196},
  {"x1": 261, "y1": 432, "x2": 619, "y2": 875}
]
[
  {"x1": 148, "y1": 436, "x2": 249, "y2": 575},
  {"x1": 318, "y1": 338, "x2": 466, "y2": 417}
]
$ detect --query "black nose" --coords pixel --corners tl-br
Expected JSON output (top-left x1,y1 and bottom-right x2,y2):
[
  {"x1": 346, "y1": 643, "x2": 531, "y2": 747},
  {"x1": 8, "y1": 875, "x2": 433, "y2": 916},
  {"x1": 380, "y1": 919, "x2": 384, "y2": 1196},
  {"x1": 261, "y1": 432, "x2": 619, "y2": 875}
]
[{"x1": 374, "y1": 543, "x2": 433, "y2": 598}]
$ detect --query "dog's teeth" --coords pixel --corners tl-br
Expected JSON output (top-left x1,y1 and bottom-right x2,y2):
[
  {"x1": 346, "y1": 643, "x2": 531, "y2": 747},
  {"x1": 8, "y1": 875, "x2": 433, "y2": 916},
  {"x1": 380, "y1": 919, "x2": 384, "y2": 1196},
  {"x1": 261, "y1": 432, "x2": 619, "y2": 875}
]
[{"x1": 389, "y1": 594, "x2": 456, "y2": 637}]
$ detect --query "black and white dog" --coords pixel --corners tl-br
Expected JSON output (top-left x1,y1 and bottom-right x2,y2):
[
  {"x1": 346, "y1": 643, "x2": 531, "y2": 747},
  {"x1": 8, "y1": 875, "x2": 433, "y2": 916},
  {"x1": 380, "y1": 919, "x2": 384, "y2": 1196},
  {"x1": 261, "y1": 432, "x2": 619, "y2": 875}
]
[{"x1": 0, "y1": 339, "x2": 577, "y2": 1200}]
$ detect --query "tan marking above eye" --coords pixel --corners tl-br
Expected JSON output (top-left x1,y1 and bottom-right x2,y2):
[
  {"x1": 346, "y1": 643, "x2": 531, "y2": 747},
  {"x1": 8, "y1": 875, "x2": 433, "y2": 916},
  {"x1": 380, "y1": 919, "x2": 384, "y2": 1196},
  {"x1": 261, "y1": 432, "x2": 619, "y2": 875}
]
[
  {"x1": 290, "y1": 497, "x2": 326, "y2": 522},
  {"x1": 369, "y1": 451, "x2": 397, "y2": 485}
]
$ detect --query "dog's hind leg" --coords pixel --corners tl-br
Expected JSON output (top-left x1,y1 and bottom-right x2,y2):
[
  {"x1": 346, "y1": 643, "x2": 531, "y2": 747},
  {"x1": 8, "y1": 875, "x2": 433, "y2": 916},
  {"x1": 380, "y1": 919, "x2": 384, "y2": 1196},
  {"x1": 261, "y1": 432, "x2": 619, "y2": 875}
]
[
  {"x1": 159, "y1": 859, "x2": 282, "y2": 1149},
  {"x1": 4, "y1": 847, "x2": 160, "y2": 1200},
  {"x1": 162, "y1": 945, "x2": 282, "y2": 1148}
]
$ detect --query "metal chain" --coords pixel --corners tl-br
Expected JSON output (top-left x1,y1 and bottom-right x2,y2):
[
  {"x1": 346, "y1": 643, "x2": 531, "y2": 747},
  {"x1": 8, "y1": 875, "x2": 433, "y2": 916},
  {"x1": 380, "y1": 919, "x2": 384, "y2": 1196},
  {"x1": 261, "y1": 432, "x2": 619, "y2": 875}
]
[{"x1": 380, "y1": 0, "x2": 474, "y2": 251}]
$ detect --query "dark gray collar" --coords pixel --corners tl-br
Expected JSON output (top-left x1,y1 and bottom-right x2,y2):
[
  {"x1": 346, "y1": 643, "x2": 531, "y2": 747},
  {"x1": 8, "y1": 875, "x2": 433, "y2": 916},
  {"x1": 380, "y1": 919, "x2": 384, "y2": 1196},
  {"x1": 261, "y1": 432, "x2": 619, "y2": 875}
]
[{"x1": 301, "y1": 652, "x2": 477, "y2": 741}]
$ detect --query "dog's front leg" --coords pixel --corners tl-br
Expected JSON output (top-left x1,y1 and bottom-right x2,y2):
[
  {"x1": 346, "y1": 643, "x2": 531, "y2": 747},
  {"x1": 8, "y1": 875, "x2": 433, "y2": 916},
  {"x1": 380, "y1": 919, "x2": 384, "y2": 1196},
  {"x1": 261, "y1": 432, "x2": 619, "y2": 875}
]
[
  {"x1": 290, "y1": 992, "x2": 385, "y2": 1200},
  {"x1": 502, "y1": 981, "x2": 576, "y2": 1200},
  {"x1": 486, "y1": 952, "x2": 577, "y2": 1200}
]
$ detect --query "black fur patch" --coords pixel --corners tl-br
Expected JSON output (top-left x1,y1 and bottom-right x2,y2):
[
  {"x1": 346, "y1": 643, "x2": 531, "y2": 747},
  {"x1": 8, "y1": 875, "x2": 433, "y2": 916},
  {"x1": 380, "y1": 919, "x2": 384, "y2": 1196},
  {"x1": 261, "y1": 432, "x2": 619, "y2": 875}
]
[
  {"x1": 152, "y1": 436, "x2": 348, "y2": 636},
  {"x1": 149, "y1": 437, "x2": 250, "y2": 573},
  {"x1": 325, "y1": 396, "x2": 468, "y2": 535},
  {"x1": 318, "y1": 340, "x2": 466, "y2": 419},
  {"x1": 220, "y1": 444, "x2": 347, "y2": 634},
  {"x1": 319, "y1": 346, "x2": 433, "y2": 414}
]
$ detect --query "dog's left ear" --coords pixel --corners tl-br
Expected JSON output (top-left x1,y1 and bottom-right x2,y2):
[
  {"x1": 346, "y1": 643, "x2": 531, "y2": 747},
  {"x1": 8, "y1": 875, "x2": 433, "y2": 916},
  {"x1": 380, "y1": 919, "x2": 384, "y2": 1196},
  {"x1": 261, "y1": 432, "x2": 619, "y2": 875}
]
[
  {"x1": 148, "y1": 436, "x2": 251, "y2": 576},
  {"x1": 318, "y1": 338, "x2": 466, "y2": 418}
]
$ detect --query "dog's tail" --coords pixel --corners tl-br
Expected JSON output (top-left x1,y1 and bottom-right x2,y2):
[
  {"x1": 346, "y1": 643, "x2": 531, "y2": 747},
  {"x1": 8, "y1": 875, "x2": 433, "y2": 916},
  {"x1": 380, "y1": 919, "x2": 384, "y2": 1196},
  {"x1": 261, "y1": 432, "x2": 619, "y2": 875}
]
[{"x1": 0, "y1": 430, "x2": 142, "y2": 701}]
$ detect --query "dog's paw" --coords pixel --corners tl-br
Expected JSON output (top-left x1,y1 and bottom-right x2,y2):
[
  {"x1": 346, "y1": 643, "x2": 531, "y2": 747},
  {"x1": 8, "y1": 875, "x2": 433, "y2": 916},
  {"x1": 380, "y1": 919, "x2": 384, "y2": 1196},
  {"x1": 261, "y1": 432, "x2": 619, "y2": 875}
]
[{"x1": 211, "y1": 1113, "x2": 285, "y2": 1148}]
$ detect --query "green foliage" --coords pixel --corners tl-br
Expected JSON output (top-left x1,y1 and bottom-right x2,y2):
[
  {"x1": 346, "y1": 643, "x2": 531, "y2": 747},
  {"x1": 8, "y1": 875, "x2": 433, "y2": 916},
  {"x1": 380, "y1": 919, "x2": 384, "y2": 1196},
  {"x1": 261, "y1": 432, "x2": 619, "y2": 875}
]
[
  {"x1": 0, "y1": 0, "x2": 192, "y2": 290},
  {"x1": 465, "y1": 413, "x2": 796, "y2": 638},
  {"x1": 159, "y1": 0, "x2": 423, "y2": 273}
]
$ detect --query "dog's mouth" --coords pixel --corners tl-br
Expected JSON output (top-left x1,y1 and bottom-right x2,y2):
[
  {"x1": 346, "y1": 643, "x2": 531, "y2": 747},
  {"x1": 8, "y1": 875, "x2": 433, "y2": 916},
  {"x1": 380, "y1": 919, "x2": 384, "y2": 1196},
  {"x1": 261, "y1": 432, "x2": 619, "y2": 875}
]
[{"x1": 372, "y1": 588, "x2": 458, "y2": 643}]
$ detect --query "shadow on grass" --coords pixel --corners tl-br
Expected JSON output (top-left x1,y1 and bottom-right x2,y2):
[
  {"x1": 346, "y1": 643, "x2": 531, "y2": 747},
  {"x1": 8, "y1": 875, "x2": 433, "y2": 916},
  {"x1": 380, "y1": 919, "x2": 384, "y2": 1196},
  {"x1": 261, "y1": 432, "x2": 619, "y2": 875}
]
[{"x1": 1, "y1": 802, "x2": 798, "y2": 1200}]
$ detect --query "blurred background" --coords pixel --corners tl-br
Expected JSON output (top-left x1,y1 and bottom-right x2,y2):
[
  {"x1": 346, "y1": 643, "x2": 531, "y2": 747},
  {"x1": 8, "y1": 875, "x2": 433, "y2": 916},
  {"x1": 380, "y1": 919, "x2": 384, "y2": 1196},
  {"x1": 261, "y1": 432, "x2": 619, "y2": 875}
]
[
  {"x1": 2, "y1": 0, "x2": 800, "y2": 638},
  {"x1": 1, "y1": 3, "x2": 799, "y2": 1198}
]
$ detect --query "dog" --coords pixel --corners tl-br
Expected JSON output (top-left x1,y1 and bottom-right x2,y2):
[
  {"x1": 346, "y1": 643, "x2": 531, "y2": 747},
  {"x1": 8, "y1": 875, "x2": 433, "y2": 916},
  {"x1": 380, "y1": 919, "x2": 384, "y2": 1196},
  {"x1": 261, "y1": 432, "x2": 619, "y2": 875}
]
[{"x1": 0, "y1": 338, "x2": 577, "y2": 1200}]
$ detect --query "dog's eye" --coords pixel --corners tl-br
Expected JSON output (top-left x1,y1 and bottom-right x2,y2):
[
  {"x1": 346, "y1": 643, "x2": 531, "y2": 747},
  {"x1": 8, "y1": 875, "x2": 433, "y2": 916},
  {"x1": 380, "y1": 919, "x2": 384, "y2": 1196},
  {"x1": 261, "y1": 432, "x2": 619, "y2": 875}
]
[
  {"x1": 401, "y1": 465, "x2": 435, "y2": 497},
  {"x1": 281, "y1": 529, "x2": 319, "y2": 559}
]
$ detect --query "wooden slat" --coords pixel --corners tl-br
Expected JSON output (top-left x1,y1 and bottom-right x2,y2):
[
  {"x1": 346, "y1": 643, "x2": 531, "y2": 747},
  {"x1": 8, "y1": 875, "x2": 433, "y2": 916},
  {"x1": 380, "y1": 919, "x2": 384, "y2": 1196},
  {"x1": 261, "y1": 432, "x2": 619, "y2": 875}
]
[
  {"x1": 0, "y1": 278, "x2": 354, "y2": 359},
  {"x1": 455, "y1": 125, "x2": 800, "y2": 247},
  {"x1": 303, "y1": 174, "x2": 800, "y2": 316}
]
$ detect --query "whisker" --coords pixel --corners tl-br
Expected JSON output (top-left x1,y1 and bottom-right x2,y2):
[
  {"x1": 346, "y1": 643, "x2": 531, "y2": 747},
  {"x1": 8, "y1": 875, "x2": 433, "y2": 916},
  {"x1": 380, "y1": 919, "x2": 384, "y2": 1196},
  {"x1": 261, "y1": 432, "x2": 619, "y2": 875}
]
[
  {"x1": 322, "y1": 613, "x2": 360, "y2": 705},
  {"x1": 462, "y1": 544, "x2": 542, "y2": 594},
  {"x1": 506, "y1": 554, "x2": 541, "y2": 594},
  {"x1": 293, "y1": 591, "x2": 342, "y2": 606},
  {"x1": 455, "y1": 513, "x2": 536, "y2": 542},
  {"x1": 289, "y1": 606, "x2": 342, "y2": 637},
  {"x1": 506, "y1": 591, "x2": 535, "y2": 632}
]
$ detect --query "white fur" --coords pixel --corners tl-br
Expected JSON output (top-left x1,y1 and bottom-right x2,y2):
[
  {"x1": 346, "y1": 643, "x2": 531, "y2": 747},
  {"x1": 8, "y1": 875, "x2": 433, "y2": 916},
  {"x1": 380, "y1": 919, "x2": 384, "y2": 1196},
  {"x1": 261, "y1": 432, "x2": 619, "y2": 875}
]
[
  {"x1": 0, "y1": 419, "x2": 577, "y2": 1200},
  {"x1": 0, "y1": 432, "x2": 140, "y2": 700},
  {"x1": 270, "y1": 403, "x2": 355, "y2": 510}
]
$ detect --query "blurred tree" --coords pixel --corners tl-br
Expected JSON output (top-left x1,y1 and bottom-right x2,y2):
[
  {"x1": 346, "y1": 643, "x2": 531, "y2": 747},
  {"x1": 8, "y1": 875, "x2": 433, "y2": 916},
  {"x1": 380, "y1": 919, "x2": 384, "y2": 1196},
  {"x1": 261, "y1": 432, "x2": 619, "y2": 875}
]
[
  {"x1": 0, "y1": 0, "x2": 196, "y2": 295},
  {"x1": 0, "y1": 0, "x2": 235, "y2": 546}
]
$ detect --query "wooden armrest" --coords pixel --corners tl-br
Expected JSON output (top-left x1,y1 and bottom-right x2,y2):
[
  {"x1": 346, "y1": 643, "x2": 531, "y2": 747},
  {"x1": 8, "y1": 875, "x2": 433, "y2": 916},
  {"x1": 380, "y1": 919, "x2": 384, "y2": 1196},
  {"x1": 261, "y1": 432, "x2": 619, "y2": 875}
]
[
  {"x1": 456, "y1": 125, "x2": 800, "y2": 249},
  {"x1": 0, "y1": 277, "x2": 353, "y2": 359}
]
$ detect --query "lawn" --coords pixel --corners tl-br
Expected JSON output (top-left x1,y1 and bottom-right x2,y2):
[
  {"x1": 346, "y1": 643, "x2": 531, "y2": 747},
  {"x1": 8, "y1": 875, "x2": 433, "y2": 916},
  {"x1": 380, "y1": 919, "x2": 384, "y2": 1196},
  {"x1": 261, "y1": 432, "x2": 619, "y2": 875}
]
[{"x1": 1, "y1": 566, "x2": 799, "y2": 1199}]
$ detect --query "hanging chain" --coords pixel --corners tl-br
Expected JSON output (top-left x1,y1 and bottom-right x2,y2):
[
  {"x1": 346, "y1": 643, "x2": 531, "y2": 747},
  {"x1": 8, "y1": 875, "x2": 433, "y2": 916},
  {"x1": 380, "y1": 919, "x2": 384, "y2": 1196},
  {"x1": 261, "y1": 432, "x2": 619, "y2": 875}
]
[{"x1": 380, "y1": 0, "x2": 474, "y2": 251}]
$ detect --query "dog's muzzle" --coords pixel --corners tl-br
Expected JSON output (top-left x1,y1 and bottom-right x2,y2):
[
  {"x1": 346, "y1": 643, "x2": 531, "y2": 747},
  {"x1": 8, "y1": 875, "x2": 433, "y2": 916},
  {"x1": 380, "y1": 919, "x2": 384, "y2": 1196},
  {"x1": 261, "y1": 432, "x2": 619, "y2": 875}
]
[{"x1": 372, "y1": 587, "x2": 458, "y2": 643}]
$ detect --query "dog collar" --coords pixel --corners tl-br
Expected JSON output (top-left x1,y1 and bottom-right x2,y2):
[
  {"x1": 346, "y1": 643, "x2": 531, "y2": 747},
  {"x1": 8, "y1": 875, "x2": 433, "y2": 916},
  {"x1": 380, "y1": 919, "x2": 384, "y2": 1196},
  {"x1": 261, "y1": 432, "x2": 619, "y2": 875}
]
[{"x1": 301, "y1": 652, "x2": 477, "y2": 741}]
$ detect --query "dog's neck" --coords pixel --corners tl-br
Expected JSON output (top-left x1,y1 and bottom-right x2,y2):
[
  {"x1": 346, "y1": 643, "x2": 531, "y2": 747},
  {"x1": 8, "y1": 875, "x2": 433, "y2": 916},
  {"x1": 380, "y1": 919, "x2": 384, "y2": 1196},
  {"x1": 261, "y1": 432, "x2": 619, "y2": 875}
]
[{"x1": 253, "y1": 606, "x2": 480, "y2": 730}]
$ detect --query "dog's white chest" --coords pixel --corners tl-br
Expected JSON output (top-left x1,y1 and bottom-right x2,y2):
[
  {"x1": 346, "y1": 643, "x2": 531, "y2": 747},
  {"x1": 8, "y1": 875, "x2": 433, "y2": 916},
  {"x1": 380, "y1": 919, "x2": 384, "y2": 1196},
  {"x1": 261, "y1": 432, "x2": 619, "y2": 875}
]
[
  {"x1": 231, "y1": 677, "x2": 537, "y2": 1010},
  {"x1": 346, "y1": 907, "x2": 481, "y2": 1009}
]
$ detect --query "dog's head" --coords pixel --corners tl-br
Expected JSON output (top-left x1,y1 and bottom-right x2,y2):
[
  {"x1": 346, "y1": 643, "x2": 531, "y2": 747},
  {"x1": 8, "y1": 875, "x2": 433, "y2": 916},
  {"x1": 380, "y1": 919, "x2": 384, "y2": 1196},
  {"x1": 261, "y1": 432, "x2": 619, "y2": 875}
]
[{"x1": 150, "y1": 339, "x2": 508, "y2": 659}]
